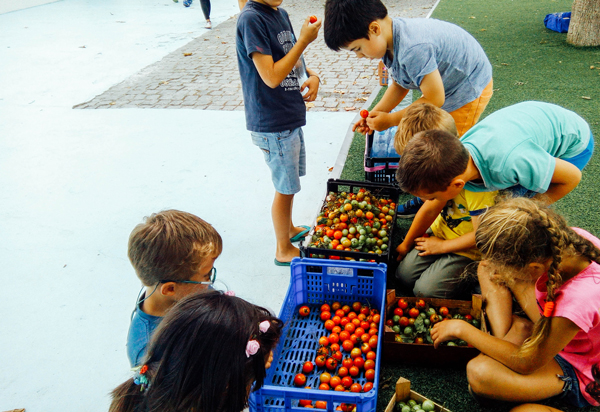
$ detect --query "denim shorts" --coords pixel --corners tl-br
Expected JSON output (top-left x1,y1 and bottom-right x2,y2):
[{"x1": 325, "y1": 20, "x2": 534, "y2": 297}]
[
  {"x1": 251, "y1": 127, "x2": 306, "y2": 195},
  {"x1": 508, "y1": 131, "x2": 595, "y2": 199},
  {"x1": 554, "y1": 354, "x2": 591, "y2": 407}
]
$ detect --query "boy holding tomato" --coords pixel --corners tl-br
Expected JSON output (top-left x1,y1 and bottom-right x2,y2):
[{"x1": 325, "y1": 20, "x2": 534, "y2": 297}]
[
  {"x1": 126, "y1": 210, "x2": 222, "y2": 367},
  {"x1": 236, "y1": 0, "x2": 322, "y2": 266}
]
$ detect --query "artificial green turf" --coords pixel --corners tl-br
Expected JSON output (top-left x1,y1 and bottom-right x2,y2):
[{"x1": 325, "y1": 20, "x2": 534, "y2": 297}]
[{"x1": 339, "y1": 0, "x2": 600, "y2": 410}]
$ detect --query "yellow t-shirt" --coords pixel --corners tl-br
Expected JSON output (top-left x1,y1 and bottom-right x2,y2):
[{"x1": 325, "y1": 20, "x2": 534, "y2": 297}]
[{"x1": 429, "y1": 189, "x2": 498, "y2": 261}]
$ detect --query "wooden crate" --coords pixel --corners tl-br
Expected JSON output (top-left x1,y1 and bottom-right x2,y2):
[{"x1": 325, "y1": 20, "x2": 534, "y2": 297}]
[
  {"x1": 382, "y1": 290, "x2": 487, "y2": 366},
  {"x1": 384, "y1": 377, "x2": 451, "y2": 412}
]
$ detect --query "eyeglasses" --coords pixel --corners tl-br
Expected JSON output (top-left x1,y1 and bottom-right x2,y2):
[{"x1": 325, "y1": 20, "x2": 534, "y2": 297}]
[{"x1": 160, "y1": 267, "x2": 217, "y2": 286}]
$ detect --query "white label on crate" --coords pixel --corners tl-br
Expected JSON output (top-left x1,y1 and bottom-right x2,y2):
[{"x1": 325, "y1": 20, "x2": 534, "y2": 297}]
[{"x1": 327, "y1": 267, "x2": 353, "y2": 276}]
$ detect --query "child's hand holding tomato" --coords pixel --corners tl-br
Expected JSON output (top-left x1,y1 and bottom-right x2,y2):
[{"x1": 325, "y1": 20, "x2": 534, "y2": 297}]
[
  {"x1": 365, "y1": 110, "x2": 396, "y2": 132},
  {"x1": 298, "y1": 16, "x2": 321, "y2": 46},
  {"x1": 351, "y1": 117, "x2": 372, "y2": 135},
  {"x1": 430, "y1": 319, "x2": 465, "y2": 349}
]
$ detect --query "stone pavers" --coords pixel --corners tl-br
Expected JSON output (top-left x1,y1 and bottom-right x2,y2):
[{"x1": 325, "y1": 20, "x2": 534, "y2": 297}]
[{"x1": 75, "y1": 0, "x2": 436, "y2": 112}]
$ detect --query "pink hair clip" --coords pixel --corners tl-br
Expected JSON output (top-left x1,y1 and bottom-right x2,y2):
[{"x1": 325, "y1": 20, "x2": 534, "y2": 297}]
[
  {"x1": 259, "y1": 320, "x2": 270, "y2": 333},
  {"x1": 246, "y1": 340, "x2": 260, "y2": 357},
  {"x1": 224, "y1": 290, "x2": 235, "y2": 296}
]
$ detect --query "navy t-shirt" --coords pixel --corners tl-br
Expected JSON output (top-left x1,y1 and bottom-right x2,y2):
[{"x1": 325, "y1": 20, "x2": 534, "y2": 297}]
[{"x1": 236, "y1": 1, "x2": 306, "y2": 133}]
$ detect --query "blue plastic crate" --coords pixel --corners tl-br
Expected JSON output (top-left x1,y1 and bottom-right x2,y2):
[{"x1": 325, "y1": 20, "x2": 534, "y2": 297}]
[{"x1": 249, "y1": 258, "x2": 387, "y2": 412}]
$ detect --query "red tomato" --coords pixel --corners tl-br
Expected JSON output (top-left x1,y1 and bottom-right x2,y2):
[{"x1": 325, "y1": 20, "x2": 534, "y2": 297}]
[
  {"x1": 325, "y1": 357, "x2": 338, "y2": 370},
  {"x1": 351, "y1": 318, "x2": 361, "y2": 327},
  {"x1": 340, "y1": 403, "x2": 356, "y2": 412},
  {"x1": 299, "y1": 399, "x2": 312, "y2": 407},
  {"x1": 321, "y1": 303, "x2": 331, "y2": 313},
  {"x1": 360, "y1": 306, "x2": 370, "y2": 316},
  {"x1": 365, "y1": 369, "x2": 375, "y2": 381},
  {"x1": 340, "y1": 317, "x2": 350, "y2": 327},
  {"x1": 319, "y1": 372, "x2": 331, "y2": 383},
  {"x1": 342, "y1": 376, "x2": 353, "y2": 388},
  {"x1": 302, "y1": 361, "x2": 314, "y2": 373},
  {"x1": 350, "y1": 348, "x2": 362, "y2": 359},
  {"x1": 397, "y1": 299, "x2": 408, "y2": 310},
  {"x1": 330, "y1": 376, "x2": 342, "y2": 388},
  {"x1": 408, "y1": 318, "x2": 415, "y2": 326},
  {"x1": 320, "y1": 311, "x2": 331, "y2": 321},
  {"x1": 342, "y1": 305, "x2": 351, "y2": 315},
  {"x1": 331, "y1": 302, "x2": 341, "y2": 311},
  {"x1": 342, "y1": 357, "x2": 353, "y2": 368},
  {"x1": 368, "y1": 328, "x2": 378, "y2": 336},
  {"x1": 324, "y1": 320, "x2": 335, "y2": 331},
  {"x1": 317, "y1": 346, "x2": 330, "y2": 356},
  {"x1": 344, "y1": 323, "x2": 356, "y2": 333},
  {"x1": 409, "y1": 308, "x2": 420, "y2": 319},
  {"x1": 355, "y1": 327, "x2": 365, "y2": 337},
  {"x1": 315, "y1": 355, "x2": 326, "y2": 367},
  {"x1": 330, "y1": 343, "x2": 340, "y2": 352},
  {"x1": 357, "y1": 313, "x2": 366, "y2": 321},
  {"x1": 331, "y1": 350, "x2": 343, "y2": 362},
  {"x1": 338, "y1": 366, "x2": 348, "y2": 377},
  {"x1": 368, "y1": 335, "x2": 378, "y2": 349},
  {"x1": 369, "y1": 322, "x2": 378, "y2": 330},
  {"x1": 430, "y1": 314, "x2": 440, "y2": 324},
  {"x1": 352, "y1": 302, "x2": 362, "y2": 313},
  {"x1": 393, "y1": 308, "x2": 404, "y2": 317},
  {"x1": 366, "y1": 351, "x2": 376, "y2": 361},
  {"x1": 332, "y1": 326, "x2": 342, "y2": 334},
  {"x1": 339, "y1": 331, "x2": 350, "y2": 342},
  {"x1": 333, "y1": 231, "x2": 343, "y2": 240},
  {"x1": 399, "y1": 317, "x2": 409, "y2": 327},
  {"x1": 350, "y1": 383, "x2": 362, "y2": 393},
  {"x1": 315, "y1": 401, "x2": 327, "y2": 409},
  {"x1": 372, "y1": 314, "x2": 381, "y2": 324},
  {"x1": 328, "y1": 333, "x2": 340, "y2": 345},
  {"x1": 363, "y1": 382, "x2": 374, "y2": 392},
  {"x1": 332, "y1": 315, "x2": 341, "y2": 326},
  {"x1": 318, "y1": 383, "x2": 330, "y2": 391},
  {"x1": 364, "y1": 359, "x2": 375, "y2": 371},
  {"x1": 439, "y1": 306, "x2": 450, "y2": 317},
  {"x1": 349, "y1": 334, "x2": 358, "y2": 345},
  {"x1": 294, "y1": 373, "x2": 307, "y2": 386},
  {"x1": 342, "y1": 339, "x2": 354, "y2": 352},
  {"x1": 360, "y1": 321, "x2": 370, "y2": 330},
  {"x1": 416, "y1": 299, "x2": 426, "y2": 309},
  {"x1": 334, "y1": 384, "x2": 345, "y2": 392},
  {"x1": 361, "y1": 342, "x2": 371, "y2": 353},
  {"x1": 385, "y1": 319, "x2": 394, "y2": 327},
  {"x1": 360, "y1": 109, "x2": 369, "y2": 119},
  {"x1": 359, "y1": 333, "x2": 369, "y2": 344},
  {"x1": 319, "y1": 336, "x2": 329, "y2": 346},
  {"x1": 353, "y1": 356, "x2": 365, "y2": 370},
  {"x1": 299, "y1": 306, "x2": 310, "y2": 317},
  {"x1": 347, "y1": 312, "x2": 357, "y2": 320},
  {"x1": 465, "y1": 314, "x2": 473, "y2": 321}
]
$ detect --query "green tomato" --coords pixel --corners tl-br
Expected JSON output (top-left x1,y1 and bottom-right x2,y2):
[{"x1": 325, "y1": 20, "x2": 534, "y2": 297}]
[
  {"x1": 381, "y1": 244, "x2": 388, "y2": 251},
  {"x1": 342, "y1": 229, "x2": 349, "y2": 236},
  {"x1": 447, "y1": 341, "x2": 457, "y2": 346},
  {"x1": 388, "y1": 209, "x2": 395, "y2": 216},
  {"x1": 401, "y1": 406, "x2": 411, "y2": 412},
  {"x1": 423, "y1": 319, "x2": 430, "y2": 326},
  {"x1": 359, "y1": 229, "x2": 366, "y2": 236},
  {"x1": 419, "y1": 312, "x2": 427, "y2": 319},
  {"x1": 349, "y1": 227, "x2": 356, "y2": 234},
  {"x1": 392, "y1": 325, "x2": 401, "y2": 334},
  {"x1": 373, "y1": 221, "x2": 381, "y2": 230},
  {"x1": 378, "y1": 230, "x2": 387, "y2": 238},
  {"x1": 403, "y1": 326, "x2": 413, "y2": 335},
  {"x1": 408, "y1": 400, "x2": 417, "y2": 407},
  {"x1": 421, "y1": 400, "x2": 435, "y2": 412},
  {"x1": 426, "y1": 308, "x2": 436, "y2": 317}
]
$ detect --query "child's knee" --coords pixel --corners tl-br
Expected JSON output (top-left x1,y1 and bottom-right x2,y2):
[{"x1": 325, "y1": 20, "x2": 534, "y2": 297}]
[{"x1": 466, "y1": 355, "x2": 495, "y2": 393}]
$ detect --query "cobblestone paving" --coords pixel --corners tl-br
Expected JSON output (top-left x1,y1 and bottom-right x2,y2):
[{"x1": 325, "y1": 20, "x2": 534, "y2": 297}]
[{"x1": 75, "y1": 0, "x2": 436, "y2": 112}]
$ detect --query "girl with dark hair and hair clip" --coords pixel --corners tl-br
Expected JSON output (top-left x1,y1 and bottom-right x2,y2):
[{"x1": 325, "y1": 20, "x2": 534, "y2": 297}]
[
  {"x1": 430, "y1": 197, "x2": 600, "y2": 408},
  {"x1": 109, "y1": 290, "x2": 283, "y2": 412}
]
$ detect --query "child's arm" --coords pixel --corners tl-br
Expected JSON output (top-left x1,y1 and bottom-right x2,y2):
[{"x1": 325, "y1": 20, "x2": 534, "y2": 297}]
[
  {"x1": 238, "y1": 0, "x2": 247, "y2": 10},
  {"x1": 413, "y1": 214, "x2": 482, "y2": 256},
  {"x1": 251, "y1": 17, "x2": 321, "y2": 88},
  {"x1": 537, "y1": 158, "x2": 582, "y2": 203},
  {"x1": 396, "y1": 199, "x2": 446, "y2": 261},
  {"x1": 431, "y1": 316, "x2": 580, "y2": 375},
  {"x1": 359, "y1": 70, "x2": 445, "y2": 133},
  {"x1": 300, "y1": 67, "x2": 320, "y2": 102}
]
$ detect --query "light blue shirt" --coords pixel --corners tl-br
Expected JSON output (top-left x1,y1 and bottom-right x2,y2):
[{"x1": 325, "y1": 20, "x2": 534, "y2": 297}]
[
  {"x1": 126, "y1": 295, "x2": 162, "y2": 367},
  {"x1": 382, "y1": 18, "x2": 492, "y2": 112},
  {"x1": 462, "y1": 101, "x2": 591, "y2": 193}
]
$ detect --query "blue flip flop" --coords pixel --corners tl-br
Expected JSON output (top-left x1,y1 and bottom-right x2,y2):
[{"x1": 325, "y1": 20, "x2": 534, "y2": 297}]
[
  {"x1": 290, "y1": 225, "x2": 311, "y2": 243},
  {"x1": 274, "y1": 258, "x2": 291, "y2": 267}
]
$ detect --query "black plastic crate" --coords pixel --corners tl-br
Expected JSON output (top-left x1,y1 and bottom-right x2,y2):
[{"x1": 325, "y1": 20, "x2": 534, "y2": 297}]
[
  {"x1": 364, "y1": 131, "x2": 401, "y2": 185},
  {"x1": 300, "y1": 179, "x2": 401, "y2": 266}
]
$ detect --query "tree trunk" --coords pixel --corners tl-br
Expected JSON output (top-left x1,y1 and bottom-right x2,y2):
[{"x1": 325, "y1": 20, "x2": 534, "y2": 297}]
[{"x1": 567, "y1": 0, "x2": 600, "y2": 46}]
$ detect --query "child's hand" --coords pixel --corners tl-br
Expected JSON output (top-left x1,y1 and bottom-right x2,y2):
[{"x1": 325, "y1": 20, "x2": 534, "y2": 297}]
[
  {"x1": 431, "y1": 319, "x2": 464, "y2": 349},
  {"x1": 298, "y1": 16, "x2": 321, "y2": 46},
  {"x1": 301, "y1": 75, "x2": 319, "y2": 101},
  {"x1": 366, "y1": 111, "x2": 396, "y2": 132},
  {"x1": 414, "y1": 235, "x2": 445, "y2": 256},
  {"x1": 352, "y1": 118, "x2": 372, "y2": 135},
  {"x1": 395, "y1": 242, "x2": 411, "y2": 262}
]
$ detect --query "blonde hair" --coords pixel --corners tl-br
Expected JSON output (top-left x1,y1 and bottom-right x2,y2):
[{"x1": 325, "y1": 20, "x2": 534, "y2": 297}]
[
  {"x1": 128, "y1": 210, "x2": 222, "y2": 286},
  {"x1": 475, "y1": 197, "x2": 600, "y2": 356},
  {"x1": 394, "y1": 103, "x2": 457, "y2": 155}
]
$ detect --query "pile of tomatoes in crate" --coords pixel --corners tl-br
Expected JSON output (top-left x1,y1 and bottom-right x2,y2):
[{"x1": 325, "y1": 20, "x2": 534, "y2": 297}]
[
  {"x1": 293, "y1": 301, "x2": 381, "y2": 409},
  {"x1": 387, "y1": 298, "x2": 481, "y2": 345},
  {"x1": 308, "y1": 189, "x2": 396, "y2": 256}
]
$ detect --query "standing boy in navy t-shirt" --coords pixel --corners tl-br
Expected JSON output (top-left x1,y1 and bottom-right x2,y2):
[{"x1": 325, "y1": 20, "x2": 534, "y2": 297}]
[{"x1": 236, "y1": 0, "x2": 321, "y2": 266}]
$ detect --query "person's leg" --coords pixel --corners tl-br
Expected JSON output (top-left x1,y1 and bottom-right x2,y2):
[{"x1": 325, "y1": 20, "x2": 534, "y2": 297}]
[
  {"x1": 272, "y1": 191, "x2": 300, "y2": 263},
  {"x1": 412, "y1": 253, "x2": 473, "y2": 298},
  {"x1": 199, "y1": 0, "x2": 211, "y2": 28},
  {"x1": 449, "y1": 79, "x2": 494, "y2": 137},
  {"x1": 396, "y1": 248, "x2": 438, "y2": 294},
  {"x1": 478, "y1": 261, "x2": 514, "y2": 338}
]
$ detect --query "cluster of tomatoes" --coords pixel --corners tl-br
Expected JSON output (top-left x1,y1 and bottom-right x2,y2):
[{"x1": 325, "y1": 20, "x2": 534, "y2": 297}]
[
  {"x1": 308, "y1": 189, "x2": 396, "y2": 257},
  {"x1": 386, "y1": 298, "x2": 481, "y2": 345},
  {"x1": 293, "y1": 301, "x2": 381, "y2": 410}
]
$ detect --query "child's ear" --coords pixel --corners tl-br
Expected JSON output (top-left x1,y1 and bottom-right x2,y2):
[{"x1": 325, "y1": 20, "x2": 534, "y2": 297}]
[
  {"x1": 369, "y1": 21, "x2": 382, "y2": 36},
  {"x1": 160, "y1": 282, "x2": 177, "y2": 297},
  {"x1": 451, "y1": 178, "x2": 466, "y2": 190},
  {"x1": 527, "y1": 261, "x2": 550, "y2": 278}
]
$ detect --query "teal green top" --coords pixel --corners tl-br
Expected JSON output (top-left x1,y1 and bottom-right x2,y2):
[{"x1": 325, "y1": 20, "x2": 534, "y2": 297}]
[{"x1": 461, "y1": 101, "x2": 590, "y2": 193}]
